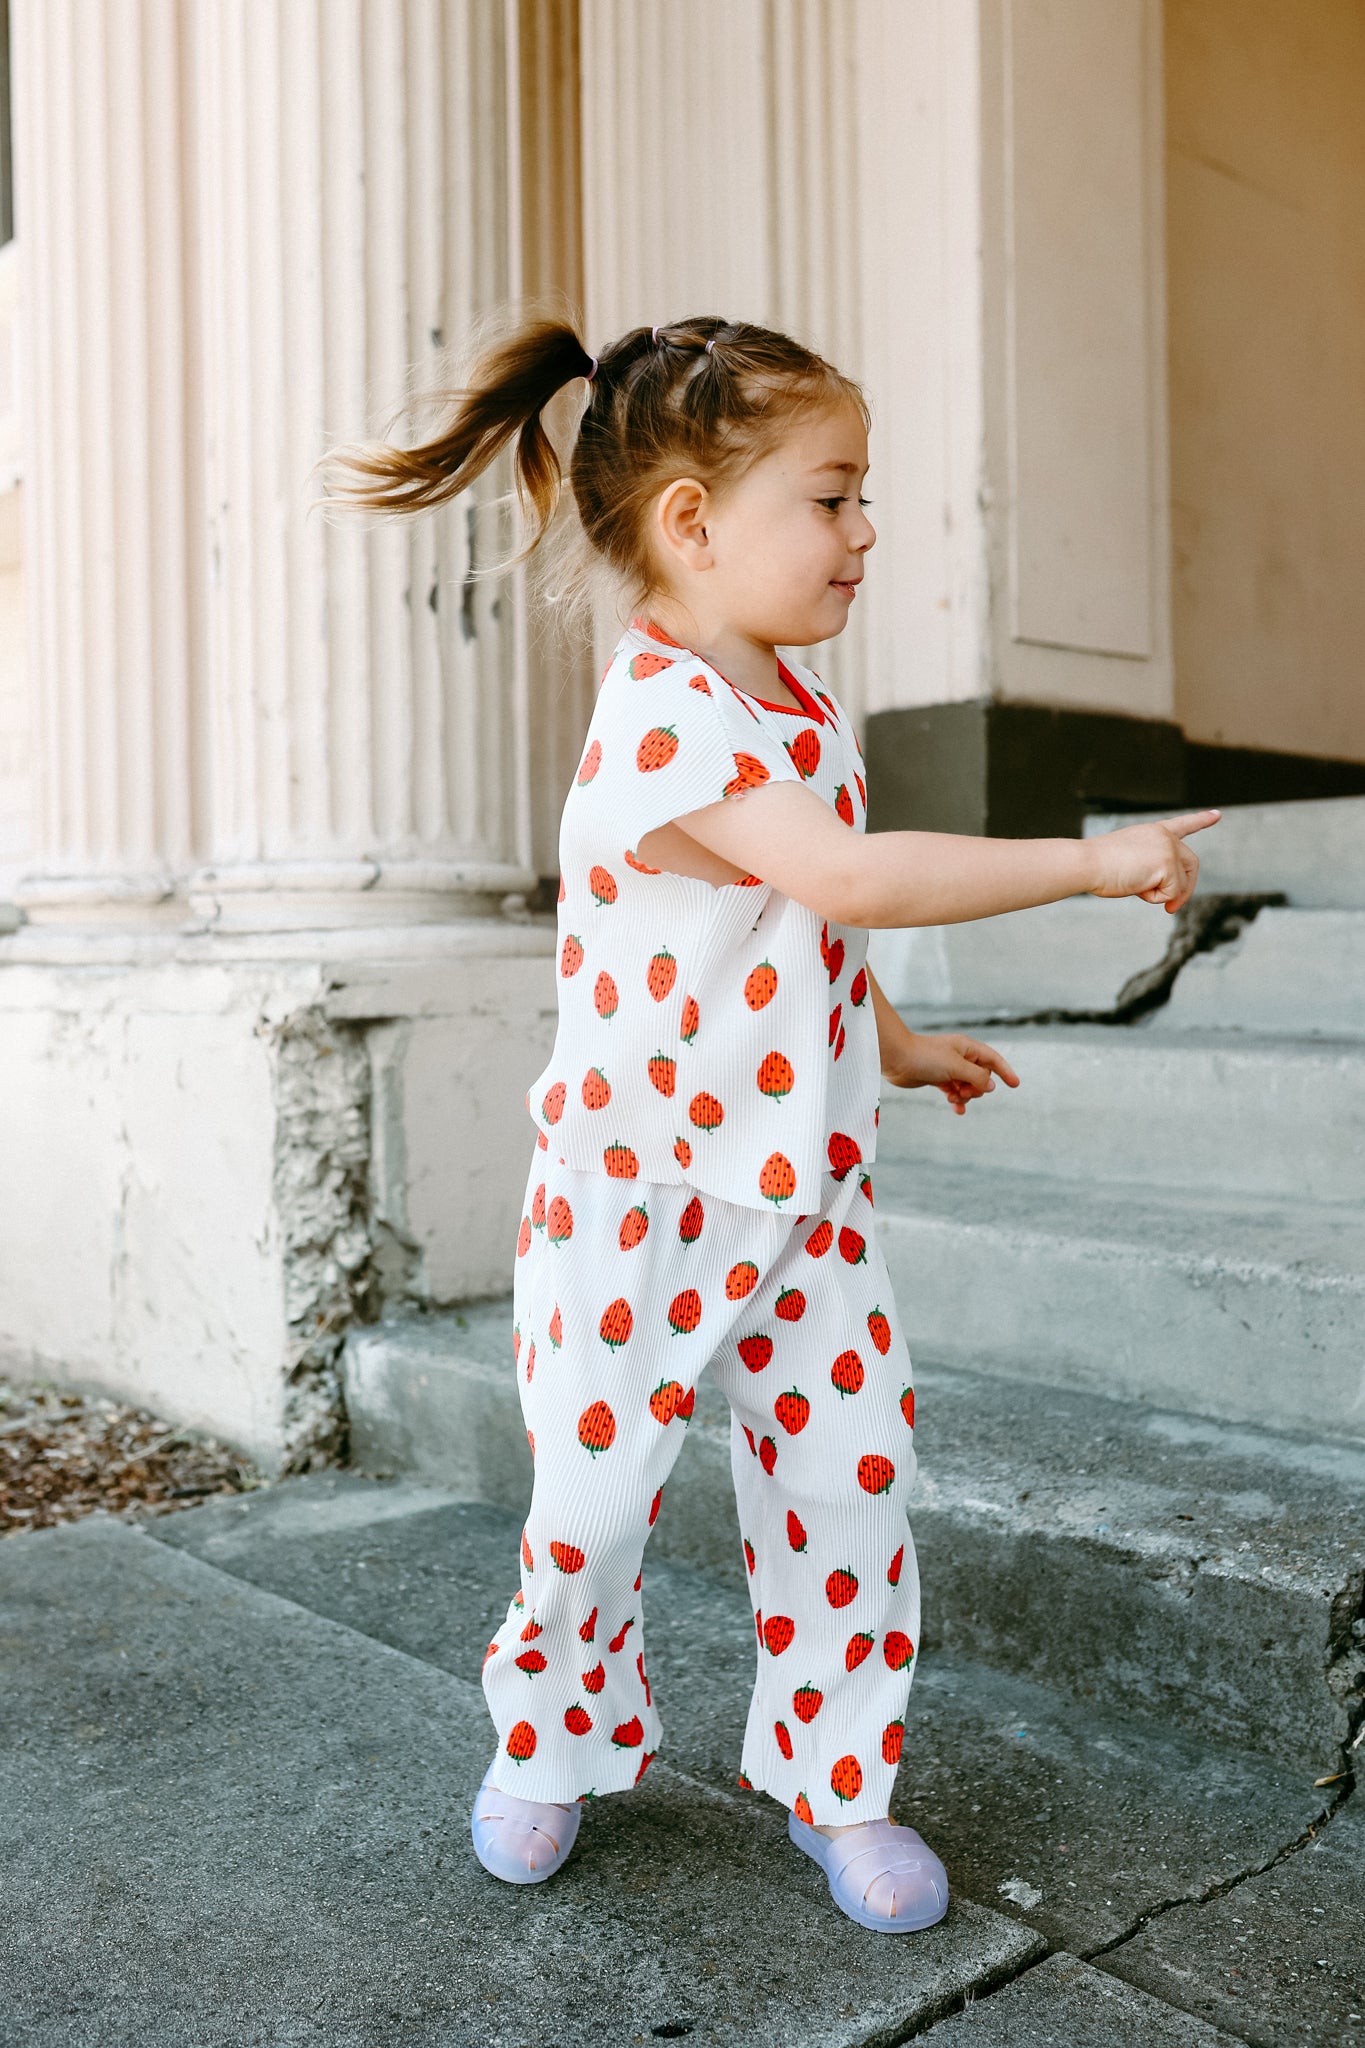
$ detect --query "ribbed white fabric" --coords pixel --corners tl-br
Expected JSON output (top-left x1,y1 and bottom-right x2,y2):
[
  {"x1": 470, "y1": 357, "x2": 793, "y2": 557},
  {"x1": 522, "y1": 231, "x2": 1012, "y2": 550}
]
[{"x1": 526, "y1": 616, "x2": 880, "y2": 1214}]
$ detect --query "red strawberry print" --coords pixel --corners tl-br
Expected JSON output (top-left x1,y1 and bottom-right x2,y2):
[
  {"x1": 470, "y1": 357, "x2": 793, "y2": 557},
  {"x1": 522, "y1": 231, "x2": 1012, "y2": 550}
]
[
  {"x1": 831, "y1": 1755, "x2": 863, "y2": 1804},
  {"x1": 677, "y1": 1386, "x2": 696, "y2": 1421},
  {"x1": 757, "y1": 1050, "x2": 794, "y2": 1101},
  {"x1": 828, "y1": 1132, "x2": 862, "y2": 1181},
  {"x1": 738, "y1": 1333, "x2": 773, "y2": 1373},
  {"x1": 688, "y1": 671, "x2": 712, "y2": 695},
  {"x1": 826, "y1": 937, "x2": 845, "y2": 984},
  {"x1": 612, "y1": 1716, "x2": 644, "y2": 1749},
  {"x1": 623, "y1": 848, "x2": 663, "y2": 874},
  {"x1": 636, "y1": 725, "x2": 680, "y2": 772},
  {"x1": 901, "y1": 1387, "x2": 915, "y2": 1428},
  {"x1": 594, "y1": 971, "x2": 619, "y2": 1021},
  {"x1": 548, "y1": 1303, "x2": 563, "y2": 1349},
  {"x1": 608, "y1": 1617, "x2": 634, "y2": 1654},
  {"x1": 834, "y1": 1025, "x2": 846, "y2": 1060},
  {"x1": 859, "y1": 1172, "x2": 874, "y2": 1206},
  {"x1": 839, "y1": 1227, "x2": 868, "y2": 1266},
  {"x1": 725, "y1": 752, "x2": 772, "y2": 795},
  {"x1": 858, "y1": 1454, "x2": 896, "y2": 1495},
  {"x1": 515, "y1": 1648, "x2": 548, "y2": 1676},
  {"x1": 741, "y1": 1423, "x2": 758, "y2": 1457},
  {"x1": 774, "y1": 1387, "x2": 811, "y2": 1435},
  {"x1": 520, "y1": 1618, "x2": 543, "y2": 1641},
  {"x1": 550, "y1": 1539, "x2": 586, "y2": 1573},
  {"x1": 637, "y1": 1650, "x2": 651, "y2": 1704},
  {"x1": 629, "y1": 651, "x2": 673, "y2": 680},
  {"x1": 560, "y1": 933, "x2": 584, "y2": 977},
  {"x1": 542, "y1": 1079, "x2": 567, "y2": 1125},
  {"x1": 579, "y1": 1607, "x2": 598, "y2": 1642},
  {"x1": 867, "y1": 1306, "x2": 892, "y2": 1355},
  {"x1": 582, "y1": 1661, "x2": 606, "y2": 1694},
  {"x1": 726, "y1": 1260, "x2": 760, "y2": 1299},
  {"x1": 603, "y1": 1141, "x2": 638, "y2": 1179},
  {"x1": 483, "y1": 1642, "x2": 498, "y2": 1667},
  {"x1": 619, "y1": 1203, "x2": 649, "y2": 1250},
  {"x1": 589, "y1": 864, "x2": 617, "y2": 905},
  {"x1": 674, "y1": 1137, "x2": 693, "y2": 1170},
  {"x1": 668, "y1": 1288, "x2": 702, "y2": 1334},
  {"x1": 763, "y1": 1614, "x2": 795, "y2": 1656},
  {"x1": 599, "y1": 1299, "x2": 632, "y2": 1349},
  {"x1": 581, "y1": 1067, "x2": 611, "y2": 1110},
  {"x1": 737, "y1": 1770, "x2": 755, "y2": 1790},
  {"x1": 648, "y1": 1487, "x2": 663, "y2": 1526},
  {"x1": 787, "y1": 1510, "x2": 808, "y2": 1552},
  {"x1": 649, "y1": 1379, "x2": 686, "y2": 1424},
  {"x1": 825, "y1": 1567, "x2": 859, "y2": 1609},
  {"x1": 565, "y1": 1704, "x2": 593, "y2": 1736},
  {"x1": 577, "y1": 1401, "x2": 616, "y2": 1456},
  {"x1": 795, "y1": 1792, "x2": 815, "y2": 1825},
  {"x1": 680, "y1": 994, "x2": 699, "y2": 1044},
  {"x1": 792, "y1": 1682, "x2": 823, "y2": 1724},
  {"x1": 689, "y1": 1090, "x2": 724, "y2": 1131},
  {"x1": 758, "y1": 1153, "x2": 797, "y2": 1205},
  {"x1": 745, "y1": 960, "x2": 778, "y2": 1010},
  {"x1": 505, "y1": 1721, "x2": 537, "y2": 1764},
  {"x1": 679, "y1": 1195, "x2": 705, "y2": 1244},
  {"x1": 647, "y1": 948, "x2": 677, "y2": 1001},
  {"x1": 828, "y1": 1004, "x2": 842, "y2": 1048},
  {"x1": 516, "y1": 1216, "x2": 532, "y2": 1259},
  {"x1": 775, "y1": 1720, "x2": 794, "y2": 1761},
  {"x1": 536, "y1": 1130, "x2": 549, "y2": 1151},
  {"x1": 850, "y1": 966, "x2": 868, "y2": 1006},
  {"x1": 743, "y1": 1538, "x2": 756, "y2": 1576},
  {"x1": 648, "y1": 1050, "x2": 676, "y2": 1097},
  {"x1": 511, "y1": 1323, "x2": 521, "y2": 1367},
  {"x1": 804, "y1": 1220, "x2": 833, "y2": 1258},
  {"x1": 833, "y1": 782, "x2": 854, "y2": 827},
  {"x1": 888, "y1": 1545, "x2": 904, "y2": 1586},
  {"x1": 882, "y1": 1721, "x2": 904, "y2": 1765},
  {"x1": 883, "y1": 1631, "x2": 915, "y2": 1670},
  {"x1": 524, "y1": 1338, "x2": 536, "y2": 1385},
  {"x1": 788, "y1": 727, "x2": 821, "y2": 778},
  {"x1": 775, "y1": 1287, "x2": 806, "y2": 1323},
  {"x1": 576, "y1": 740, "x2": 602, "y2": 785},
  {"x1": 831, "y1": 1349, "x2": 864, "y2": 1399},
  {"x1": 855, "y1": 771, "x2": 866, "y2": 809},
  {"x1": 557, "y1": 874, "x2": 566, "y2": 902},
  {"x1": 845, "y1": 1632, "x2": 874, "y2": 1671},
  {"x1": 758, "y1": 1436, "x2": 778, "y2": 1476}
]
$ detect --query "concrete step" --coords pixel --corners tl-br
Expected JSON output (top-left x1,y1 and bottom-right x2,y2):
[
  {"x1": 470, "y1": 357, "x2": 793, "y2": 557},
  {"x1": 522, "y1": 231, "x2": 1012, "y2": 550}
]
[
  {"x1": 154, "y1": 1471, "x2": 1347, "y2": 1999},
  {"x1": 1160, "y1": 906, "x2": 1365, "y2": 1037},
  {"x1": 340, "y1": 1305, "x2": 1365, "y2": 1776},
  {"x1": 874, "y1": 1021, "x2": 1365, "y2": 1202},
  {"x1": 872, "y1": 1157, "x2": 1365, "y2": 1444},
  {"x1": 1086, "y1": 793, "x2": 1365, "y2": 908},
  {"x1": 1, "y1": 1506, "x2": 1040, "y2": 2045}
]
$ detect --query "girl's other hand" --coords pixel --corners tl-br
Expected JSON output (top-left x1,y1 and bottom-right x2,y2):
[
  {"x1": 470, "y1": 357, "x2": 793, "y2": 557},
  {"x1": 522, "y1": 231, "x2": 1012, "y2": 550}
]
[
  {"x1": 1086, "y1": 810, "x2": 1221, "y2": 914},
  {"x1": 883, "y1": 1033, "x2": 1021, "y2": 1115}
]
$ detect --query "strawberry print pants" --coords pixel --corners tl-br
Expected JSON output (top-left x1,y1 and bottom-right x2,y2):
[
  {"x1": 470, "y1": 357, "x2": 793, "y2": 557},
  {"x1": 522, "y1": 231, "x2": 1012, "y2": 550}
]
[{"x1": 481, "y1": 1150, "x2": 921, "y2": 1826}]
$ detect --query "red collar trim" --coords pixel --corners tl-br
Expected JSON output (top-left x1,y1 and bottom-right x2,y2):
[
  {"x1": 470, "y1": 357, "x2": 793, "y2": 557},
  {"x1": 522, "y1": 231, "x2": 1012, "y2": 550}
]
[{"x1": 627, "y1": 618, "x2": 827, "y2": 725}]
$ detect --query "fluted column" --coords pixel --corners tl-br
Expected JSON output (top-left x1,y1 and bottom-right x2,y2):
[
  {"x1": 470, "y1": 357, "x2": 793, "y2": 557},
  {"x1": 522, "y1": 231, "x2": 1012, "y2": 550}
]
[{"x1": 9, "y1": 0, "x2": 199, "y2": 925}]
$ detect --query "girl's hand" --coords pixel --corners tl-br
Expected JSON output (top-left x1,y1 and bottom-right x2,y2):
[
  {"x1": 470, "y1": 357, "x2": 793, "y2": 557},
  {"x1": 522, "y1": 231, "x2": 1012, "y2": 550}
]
[
  {"x1": 883, "y1": 1032, "x2": 1021, "y2": 1115},
  {"x1": 1086, "y1": 810, "x2": 1221, "y2": 914}
]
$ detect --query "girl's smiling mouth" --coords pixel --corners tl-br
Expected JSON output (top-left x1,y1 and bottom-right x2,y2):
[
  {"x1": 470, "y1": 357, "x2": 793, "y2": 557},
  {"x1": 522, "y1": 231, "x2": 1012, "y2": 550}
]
[{"x1": 830, "y1": 579, "x2": 860, "y2": 598}]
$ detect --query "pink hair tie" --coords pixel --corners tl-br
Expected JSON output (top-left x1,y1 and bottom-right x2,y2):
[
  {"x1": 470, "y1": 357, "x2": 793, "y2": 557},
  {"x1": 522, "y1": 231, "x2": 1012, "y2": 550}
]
[
  {"x1": 704, "y1": 337, "x2": 717, "y2": 354},
  {"x1": 584, "y1": 356, "x2": 598, "y2": 383},
  {"x1": 652, "y1": 325, "x2": 662, "y2": 343}
]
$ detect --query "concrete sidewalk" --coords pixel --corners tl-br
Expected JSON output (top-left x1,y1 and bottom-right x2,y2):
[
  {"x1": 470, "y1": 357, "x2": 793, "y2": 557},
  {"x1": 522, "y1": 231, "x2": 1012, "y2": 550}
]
[{"x1": 4, "y1": 1471, "x2": 1361, "y2": 2046}]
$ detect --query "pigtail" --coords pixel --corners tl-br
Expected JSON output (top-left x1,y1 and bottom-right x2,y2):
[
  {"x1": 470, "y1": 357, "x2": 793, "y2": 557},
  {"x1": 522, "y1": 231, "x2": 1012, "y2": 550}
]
[{"x1": 313, "y1": 317, "x2": 594, "y2": 549}]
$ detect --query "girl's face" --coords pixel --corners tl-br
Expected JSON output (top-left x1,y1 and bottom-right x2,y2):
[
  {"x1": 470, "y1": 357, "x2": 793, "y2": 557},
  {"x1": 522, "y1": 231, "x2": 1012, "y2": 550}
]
[{"x1": 652, "y1": 400, "x2": 875, "y2": 649}]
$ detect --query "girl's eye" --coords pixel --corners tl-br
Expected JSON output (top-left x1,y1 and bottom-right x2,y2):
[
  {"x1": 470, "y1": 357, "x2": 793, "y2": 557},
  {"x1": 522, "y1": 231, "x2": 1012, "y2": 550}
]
[{"x1": 818, "y1": 496, "x2": 873, "y2": 512}]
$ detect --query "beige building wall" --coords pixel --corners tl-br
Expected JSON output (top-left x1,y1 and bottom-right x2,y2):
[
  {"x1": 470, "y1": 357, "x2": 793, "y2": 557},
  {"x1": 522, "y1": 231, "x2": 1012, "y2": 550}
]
[
  {"x1": 0, "y1": 238, "x2": 28, "y2": 893},
  {"x1": 1166, "y1": 0, "x2": 1365, "y2": 763}
]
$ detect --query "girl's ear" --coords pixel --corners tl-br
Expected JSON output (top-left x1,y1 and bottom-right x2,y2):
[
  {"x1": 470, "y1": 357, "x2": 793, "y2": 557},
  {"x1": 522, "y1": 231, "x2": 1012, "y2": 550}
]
[{"x1": 655, "y1": 477, "x2": 714, "y2": 572}]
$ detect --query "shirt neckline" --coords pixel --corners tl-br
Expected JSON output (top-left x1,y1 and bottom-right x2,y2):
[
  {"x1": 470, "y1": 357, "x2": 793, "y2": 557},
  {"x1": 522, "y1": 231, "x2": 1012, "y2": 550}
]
[{"x1": 626, "y1": 617, "x2": 828, "y2": 726}]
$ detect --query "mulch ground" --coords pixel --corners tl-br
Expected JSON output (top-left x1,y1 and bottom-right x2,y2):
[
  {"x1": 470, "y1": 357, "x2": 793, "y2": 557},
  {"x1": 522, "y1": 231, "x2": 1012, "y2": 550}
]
[{"x1": 0, "y1": 1372, "x2": 271, "y2": 1538}]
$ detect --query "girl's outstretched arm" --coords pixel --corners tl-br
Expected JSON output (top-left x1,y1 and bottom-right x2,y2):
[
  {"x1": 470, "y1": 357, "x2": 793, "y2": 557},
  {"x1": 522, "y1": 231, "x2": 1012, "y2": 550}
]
[{"x1": 665, "y1": 782, "x2": 1220, "y2": 928}]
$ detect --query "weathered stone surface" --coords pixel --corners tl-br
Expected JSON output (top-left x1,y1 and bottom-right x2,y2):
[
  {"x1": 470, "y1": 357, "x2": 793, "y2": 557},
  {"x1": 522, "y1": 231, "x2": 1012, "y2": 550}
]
[
  {"x1": 1162, "y1": 907, "x2": 1365, "y2": 1038},
  {"x1": 916, "y1": 1951, "x2": 1246, "y2": 2044},
  {"x1": 156, "y1": 1475, "x2": 1332, "y2": 1959},
  {"x1": 1101, "y1": 1802, "x2": 1365, "y2": 2047},
  {"x1": 0, "y1": 1512, "x2": 1040, "y2": 2048}
]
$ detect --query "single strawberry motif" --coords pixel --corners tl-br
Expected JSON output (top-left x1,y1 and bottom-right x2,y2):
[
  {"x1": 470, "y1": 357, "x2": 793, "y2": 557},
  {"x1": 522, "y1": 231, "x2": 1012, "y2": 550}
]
[
  {"x1": 725, "y1": 752, "x2": 772, "y2": 796},
  {"x1": 648, "y1": 1050, "x2": 676, "y2": 1097},
  {"x1": 745, "y1": 960, "x2": 778, "y2": 1010},
  {"x1": 602, "y1": 1141, "x2": 638, "y2": 1179},
  {"x1": 855, "y1": 772, "x2": 866, "y2": 809},
  {"x1": 846, "y1": 1632, "x2": 874, "y2": 1671},
  {"x1": 828, "y1": 1131, "x2": 862, "y2": 1181},
  {"x1": 597, "y1": 1298, "x2": 632, "y2": 1350},
  {"x1": 594, "y1": 970, "x2": 619, "y2": 1021},
  {"x1": 581, "y1": 1066, "x2": 611, "y2": 1110},
  {"x1": 521, "y1": 1529, "x2": 534, "y2": 1571},
  {"x1": 859, "y1": 1172, "x2": 874, "y2": 1206},
  {"x1": 636, "y1": 725, "x2": 680, "y2": 772},
  {"x1": 775, "y1": 1720, "x2": 794, "y2": 1761},
  {"x1": 774, "y1": 1287, "x2": 806, "y2": 1323},
  {"x1": 774, "y1": 1387, "x2": 811, "y2": 1436},
  {"x1": 548, "y1": 1303, "x2": 563, "y2": 1349},
  {"x1": 673, "y1": 1137, "x2": 693, "y2": 1170},
  {"x1": 828, "y1": 1003, "x2": 842, "y2": 1047},
  {"x1": 557, "y1": 874, "x2": 566, "y2": 902},
  {"x1": 629, "y1": 651, "x2": 673, "y2": 680},
  {"x1": 726, "y1": 1260, "x2": 760, "y2": 1299},
  {"x1": 608, "y1": 1617, "x2": 634, "y2": 1654},
  {"x1": 839, "y1": 1226, "x2": 868, "y2": 1265},
  {"x1": 743, "y1": 1537, "x2": 756, "y2": 1576},
  {"x1": 589, "y1": 864, "x2": 617, "y2": 905},
  {"x1": 831, "y1": 1754, "x2": 863, "y2": 1804},
  {"x1": 787, "y1": 1509, "x2": 808, "y2": 1552},
  {"x1": 524, "y1": 1339, "x2": 536, "y2": 1385},
  {"x1": 833, "y1": 782, "x2": 854, "y2": 826},
  {"x1": 759, "y1": 1152, "x2": 797, "y2": 1205},
  {"x1": 689, "y1": 1089, "x2": 724, "y2": 1130},
  {"x1": 668, "y1": 1288, "x2": 702, "y2": 1334},
  {"x1": 515, "y1": 1648, "x2": 548, "y2": 1675},
  {"x1": 763, "y1": 1614, "x2": 795, "y2": 1656},
  {"x1": 541, "y1": 1079, "x2": 567, "y2": 1125},
  {"x1": 483, "y1": 1642, "x2": 498, "y2": 1666},
  {"x1": 792, "y1": 1682, "x2": 824, "y2": 1724},
  {"x1": 757, "y1": 1050, "x2": 794, "y2": 1102},
  {"x1": 741, "y1": 1424, "x2": 758, "y2": 1457},
  {"x1": 576, "y1": 740, "x2": 602, "y2": 784},
  {"x1": 520, "y1": 1618, "x2": 543, "y2": 1641},
  {"x1": 883, "y1": 1631, "x2": 915, "y2": 1670},
  {"x1": 826, "y1": 936, "x2": 845, "y2": 983},
  {"x1": 831, "y1": 1349, "x2": 864, "y2": 1399},
  {"x1": 565, "y1": 1704, "x2": 593, "y2": 1736},
  {"x1": 505, "y1": 1720, "x2": 537, "y2": 1764},
  {"x1": 867, "y1": 1306, "x2": 892, "y2": 1355},
  {"x1": 516, "y1": 1216, "x2": 531, "y2": 1259},
  {"x1": 612, "y1": 1716, "x2": 644, "y2": 1749},
  {"x1": 677, "y1": 1386, "x2": 696, "y2": 1422},
  {"x1": 758, "y1": 1436, "x2": 778, "y2": 1476},
  {"x1": 649, "y1": 1379, "x2": 686, "y2": 1424},
  {"x1": 834, "y1": 1024, "x2": 846, "y2": 1060},
  {"x1": 560, "y1": 932, "x2": 584, "y2": 977},
  {"x1": 688, "y1": 671, "x2": 712, "y2": 695},
  {"x1": 511, "y1": 1323, "x2": 521, "y2": 1367},
  {"x1": 648, "y1": 1486, "x2": 663, "y2": 1526},
  {"x1": 550, "y1": 1539, "x2": 586, "y2": 1573},
  {"x1": 858, "y1": 1453, "x2": 895, "y2": 1495},
  {"x1": 850, "y1": 965, "x2": 868, "y2": 1006},
  {"x1": 882, "y1": 1721, "x2": 905, "y2": 1765},
  {"x1": 577, "y1": 1401, "x2": 617, "y2": 1456},
  {"x1": 623, "y1": 848, "x2": 663, "y2": 874},
  {"x1": 900, "y1": 1386, "x2": 916, "y2": 1428},
  {"x1": 737, "y1": 1333, "x2": 773, "y2": 1373},
  {"x1": 582, "y1": 1661, "x2": 606, "y2": 1694},
  {"x1": 804, "y1": 1220, "x2": 833, "y2": 1259},
  {"x1": 679, "y1": 1195, "x2": 705, "y2": 1244},
  {"x1": 637, "y1": 1651, "x2": 651, "y2": 1705},
  {"x1": 647, "y1": 947, "x2": 677, "y2": 1001},
  {"x1": 579, "y1": 1607, "x2": 597, "y2": 1642},
  {"x1": 788, "y1": 727, "x2": 821, "y2": 778},
  {"x1": 536, "y1": 1130, "x2": 549, "y2": 1151},
  {"x1": 825, "y1": 1567, "x2": 859, "y2": 1609},
  {"x1": 888, "y1": 1544, "x2": 904, "y2": 1586},
  {"x1": 680, "y1": 994, "x2": 700, "y2": 1044},
  {"x1": 794, "y1": 1792, "x2": 815, "y2": 1825},
  {"x1": 619, "y1": 1203, "x2": 649, "y2": 1250}
]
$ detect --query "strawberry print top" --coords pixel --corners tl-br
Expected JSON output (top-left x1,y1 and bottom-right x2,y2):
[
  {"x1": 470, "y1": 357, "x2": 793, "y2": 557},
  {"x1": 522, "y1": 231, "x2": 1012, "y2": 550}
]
[{"x1": 527, "y1": 615, "x2": 879, "y2": 1213}]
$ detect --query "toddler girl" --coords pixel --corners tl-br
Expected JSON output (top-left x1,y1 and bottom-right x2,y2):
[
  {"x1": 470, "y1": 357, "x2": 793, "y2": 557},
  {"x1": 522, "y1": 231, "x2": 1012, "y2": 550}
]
[{"x1": 324, "y1": 314, "x2": 1217, "y2": 1932}]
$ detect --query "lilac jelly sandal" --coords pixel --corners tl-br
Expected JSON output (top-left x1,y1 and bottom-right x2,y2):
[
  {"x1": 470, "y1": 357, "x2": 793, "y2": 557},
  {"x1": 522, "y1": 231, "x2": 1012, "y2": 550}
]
[
  {"x1": 470, "y1": 1764, "x2": 582, "y2": 1884},
  {"x1": 788, "y1": 1812, "x2": 950, "y2": 1932}
]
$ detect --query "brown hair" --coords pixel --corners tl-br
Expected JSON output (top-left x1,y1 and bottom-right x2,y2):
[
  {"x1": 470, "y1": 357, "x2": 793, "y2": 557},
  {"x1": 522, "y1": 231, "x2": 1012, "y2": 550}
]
[{"x1": 312, "y1": 310, "x2": 868, "y2": 637}]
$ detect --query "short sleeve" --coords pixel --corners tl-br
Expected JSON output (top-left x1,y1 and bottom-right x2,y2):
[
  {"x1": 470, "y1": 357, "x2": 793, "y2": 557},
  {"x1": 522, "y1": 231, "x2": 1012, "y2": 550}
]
[{"x1": 581, "y1": 654, "x2": 806, "y2": 862}]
